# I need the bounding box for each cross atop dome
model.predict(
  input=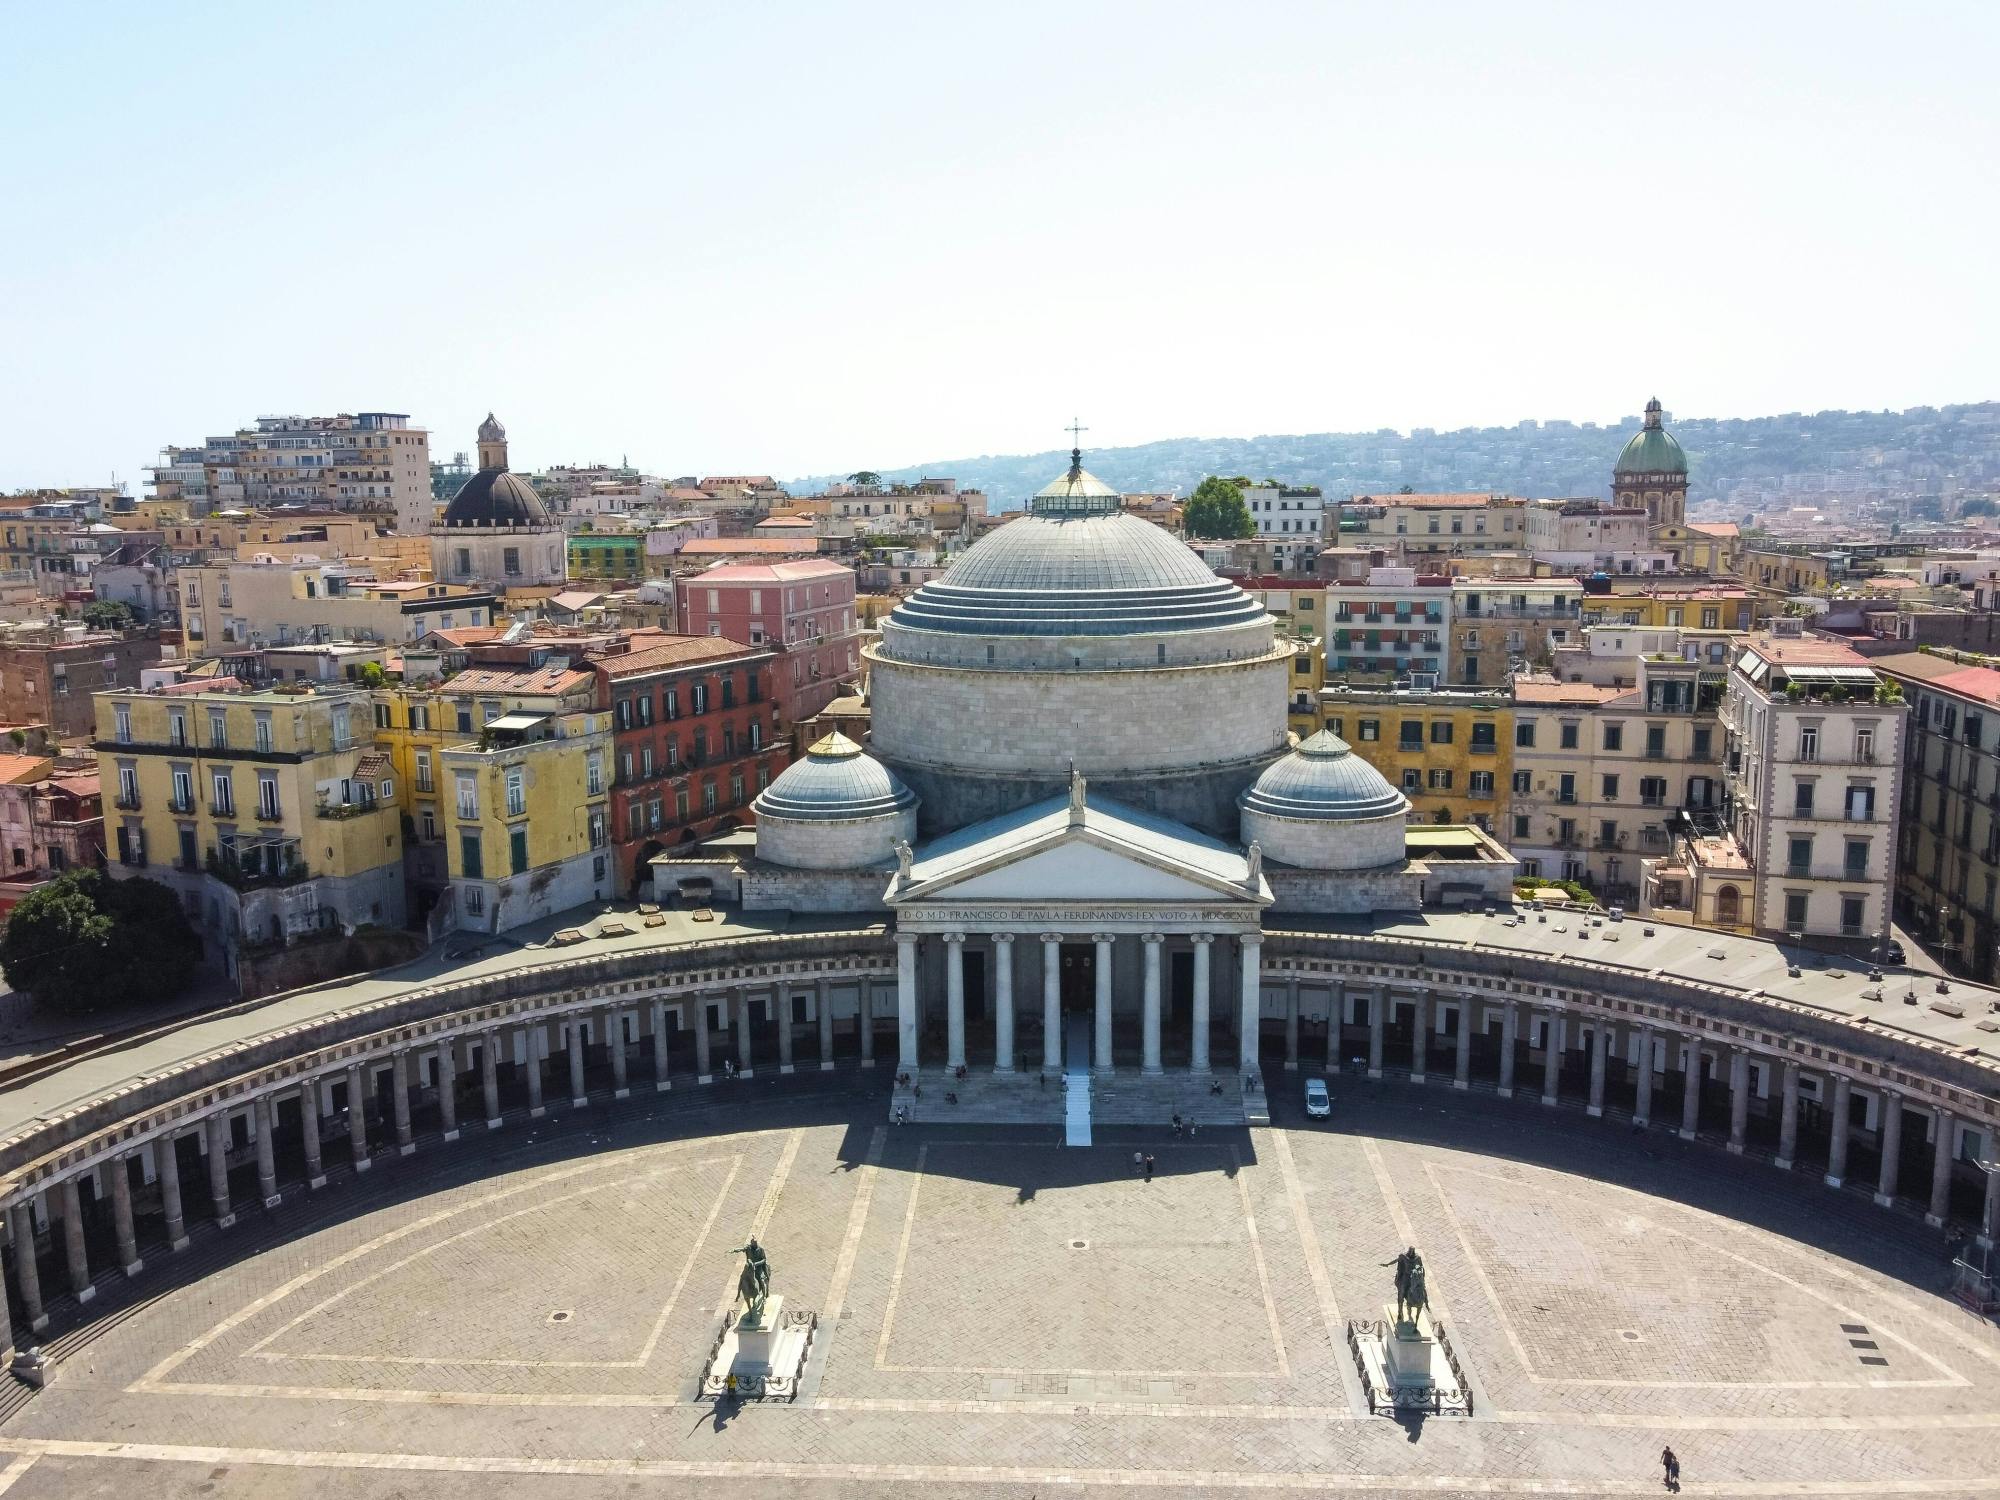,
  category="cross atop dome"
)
[1066,417,1089,477]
